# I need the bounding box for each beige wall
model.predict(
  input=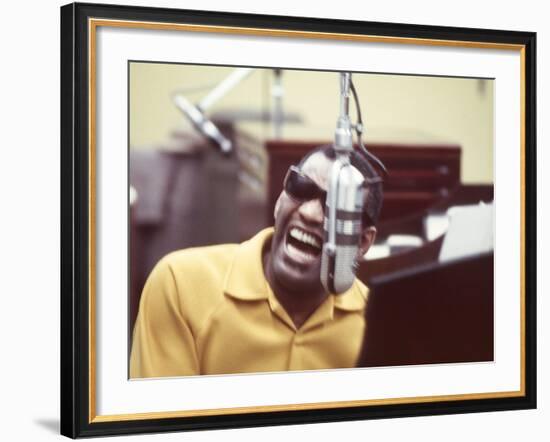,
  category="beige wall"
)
[130,63,493,183]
